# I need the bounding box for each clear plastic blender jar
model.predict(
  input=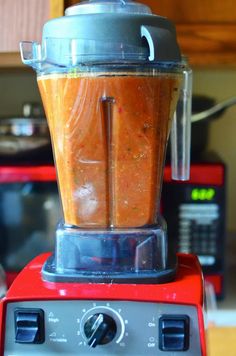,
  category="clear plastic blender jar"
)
[20,0,191,283]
